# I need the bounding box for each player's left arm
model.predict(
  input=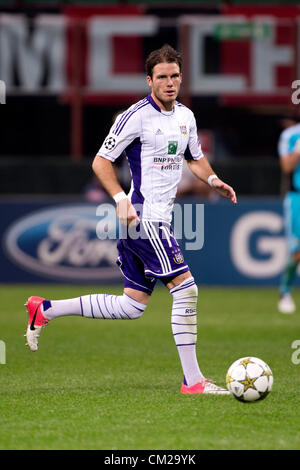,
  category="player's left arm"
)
[187,157,237,204]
